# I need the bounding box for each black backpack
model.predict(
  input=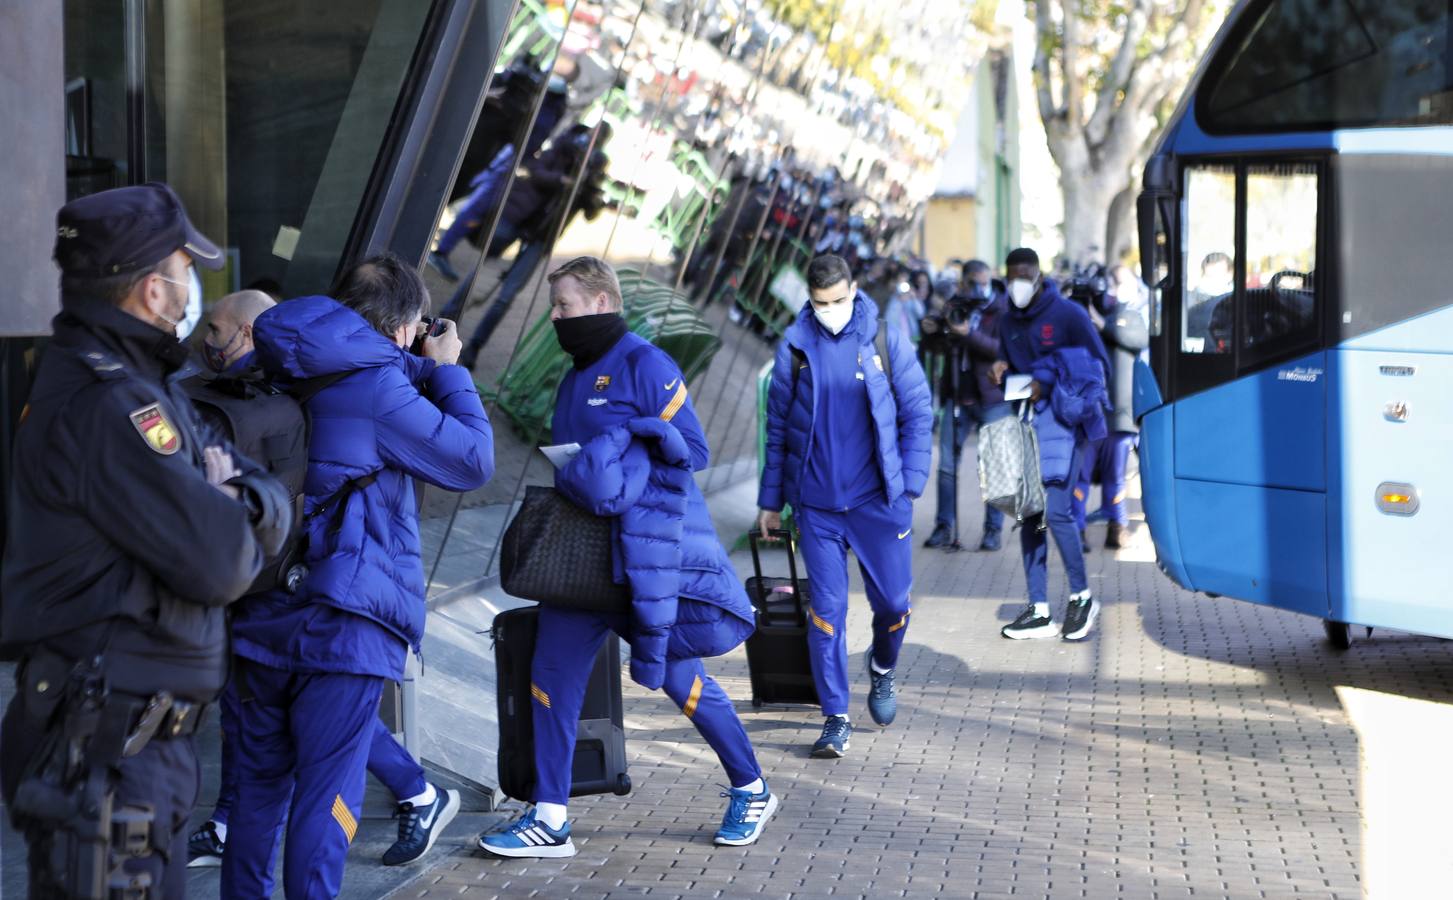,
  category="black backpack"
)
[184,370,362,595]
